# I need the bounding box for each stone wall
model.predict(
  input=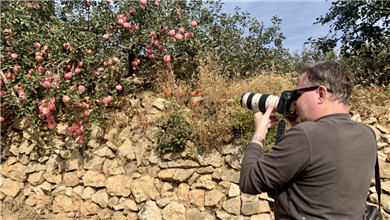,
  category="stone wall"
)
[1,95,390,220]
